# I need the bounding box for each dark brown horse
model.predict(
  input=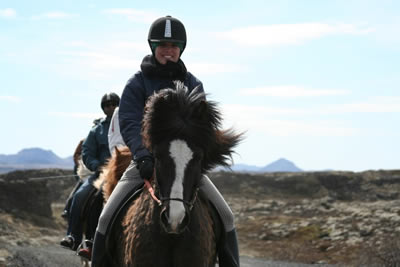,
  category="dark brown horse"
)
[101,84,242,267]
